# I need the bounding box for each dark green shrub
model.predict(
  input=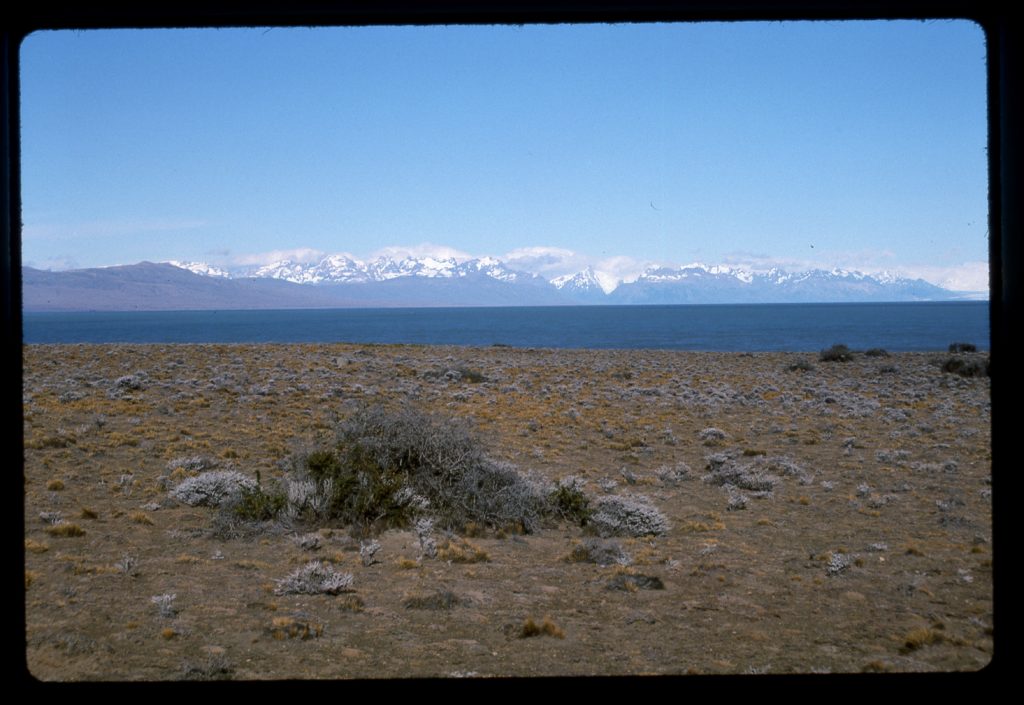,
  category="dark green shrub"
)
[940,356,989,378]
[864,348,890,357]
[787,359,815,372]
[455,367,488,383]
[549,477,592,526]
[819,344,854,362]
[949,342,977,353]
[229,484,287,522]
[283,406,547,534]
